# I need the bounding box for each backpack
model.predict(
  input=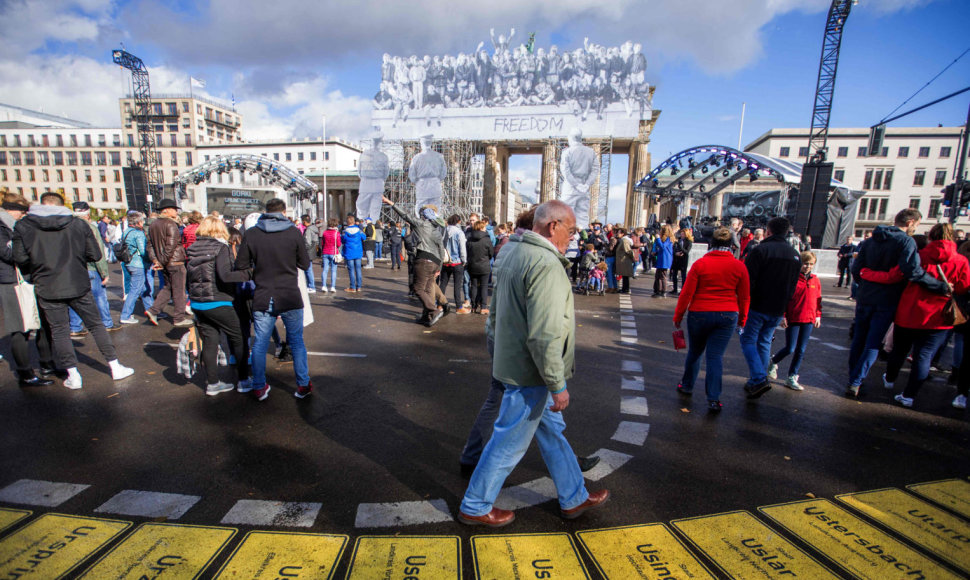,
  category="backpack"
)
[113,229,134,264]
